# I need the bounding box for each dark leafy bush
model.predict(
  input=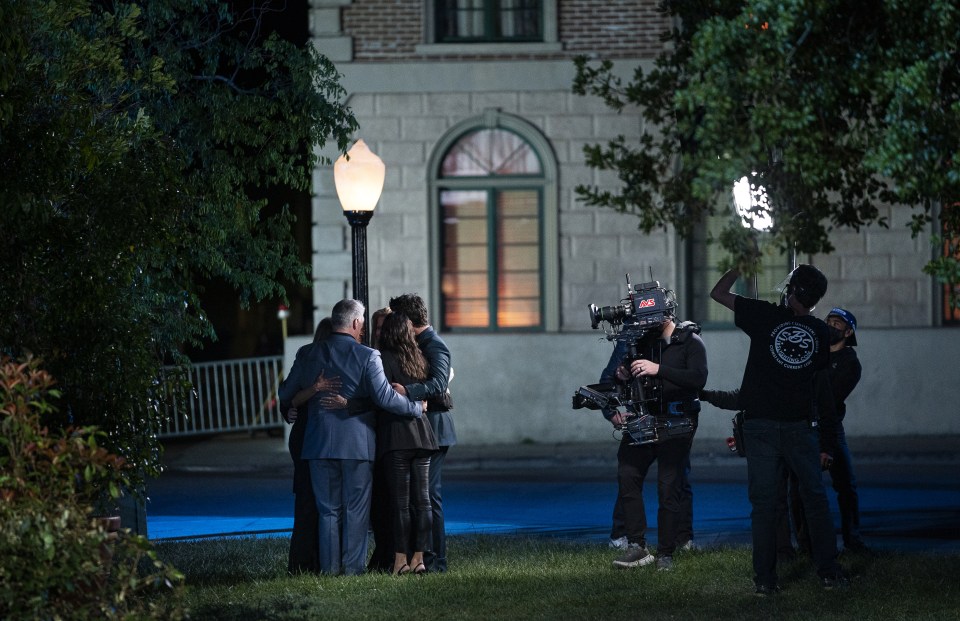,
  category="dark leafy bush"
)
[0,357,184,620]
